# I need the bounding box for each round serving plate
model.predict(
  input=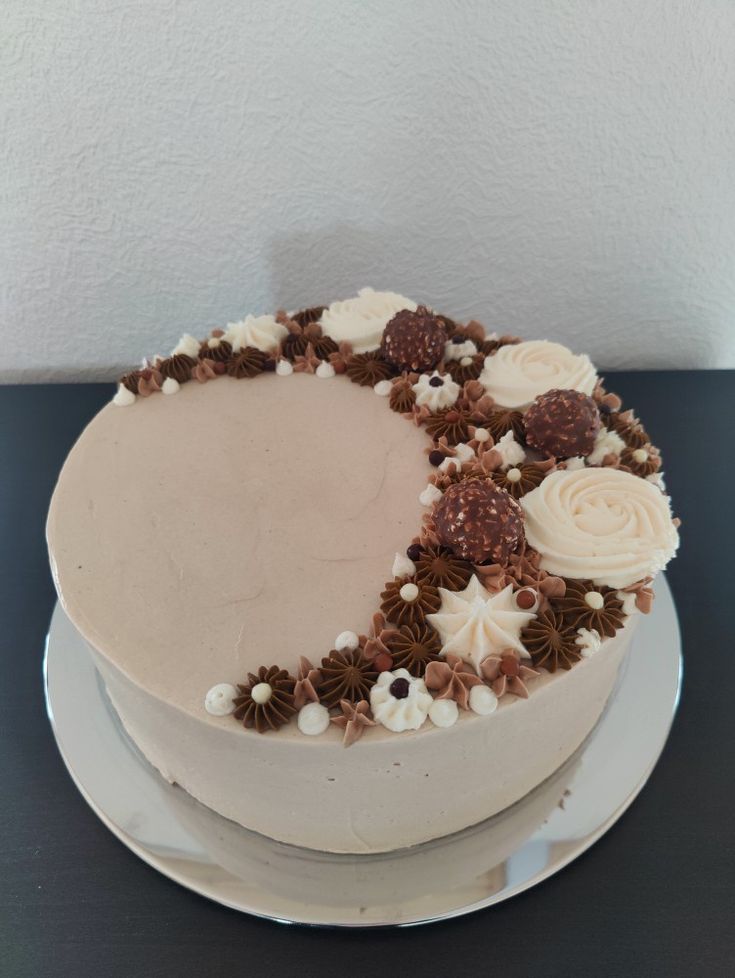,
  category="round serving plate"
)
[44,577,682,928]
